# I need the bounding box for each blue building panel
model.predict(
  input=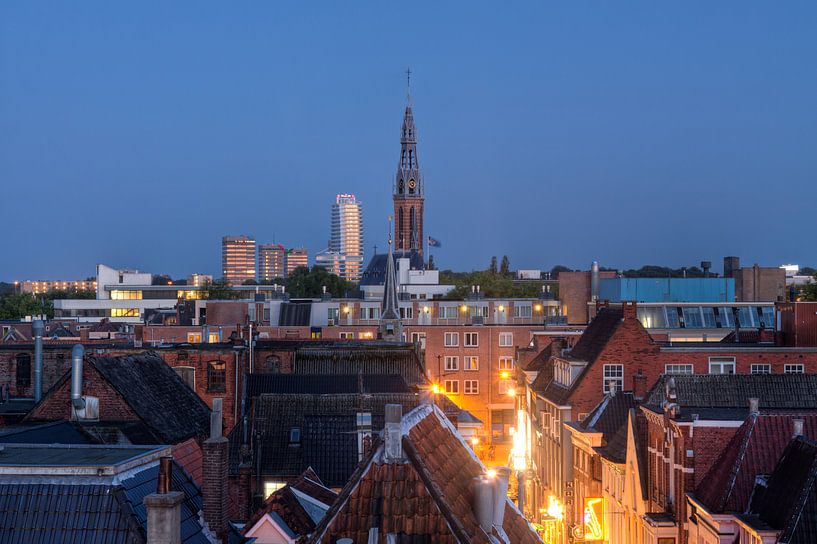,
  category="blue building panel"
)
[599,278,735,303]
